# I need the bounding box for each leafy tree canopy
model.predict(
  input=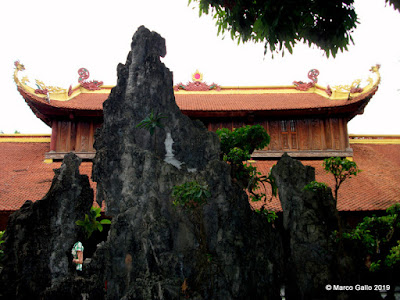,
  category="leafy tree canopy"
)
[323,157,361,202]
[338,203,400,273]
[190,0,400,57]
